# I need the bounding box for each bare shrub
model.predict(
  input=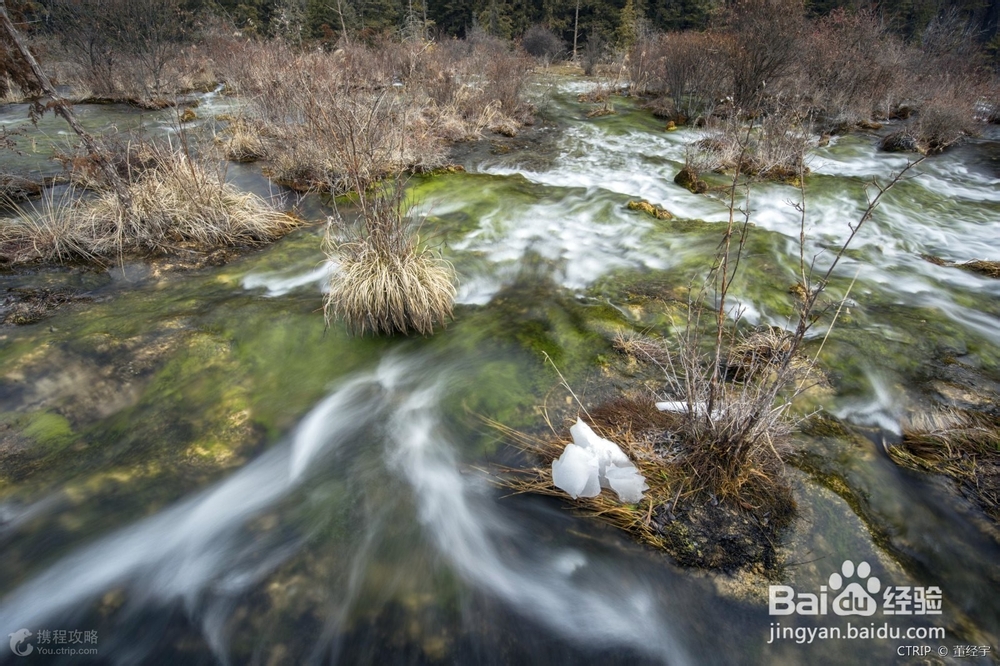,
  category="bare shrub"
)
[903,12,990,152]
[914,94,981,153]
[222,37,531,192]
[45,0,196,100]
[0,2,40,100]
[652,143,925,505]
[721,0,806,110]
[802,10,908,122]
[689,112,809,183]
[629,31,728,119]
[522,25,565,64]
[581,33,605,76]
